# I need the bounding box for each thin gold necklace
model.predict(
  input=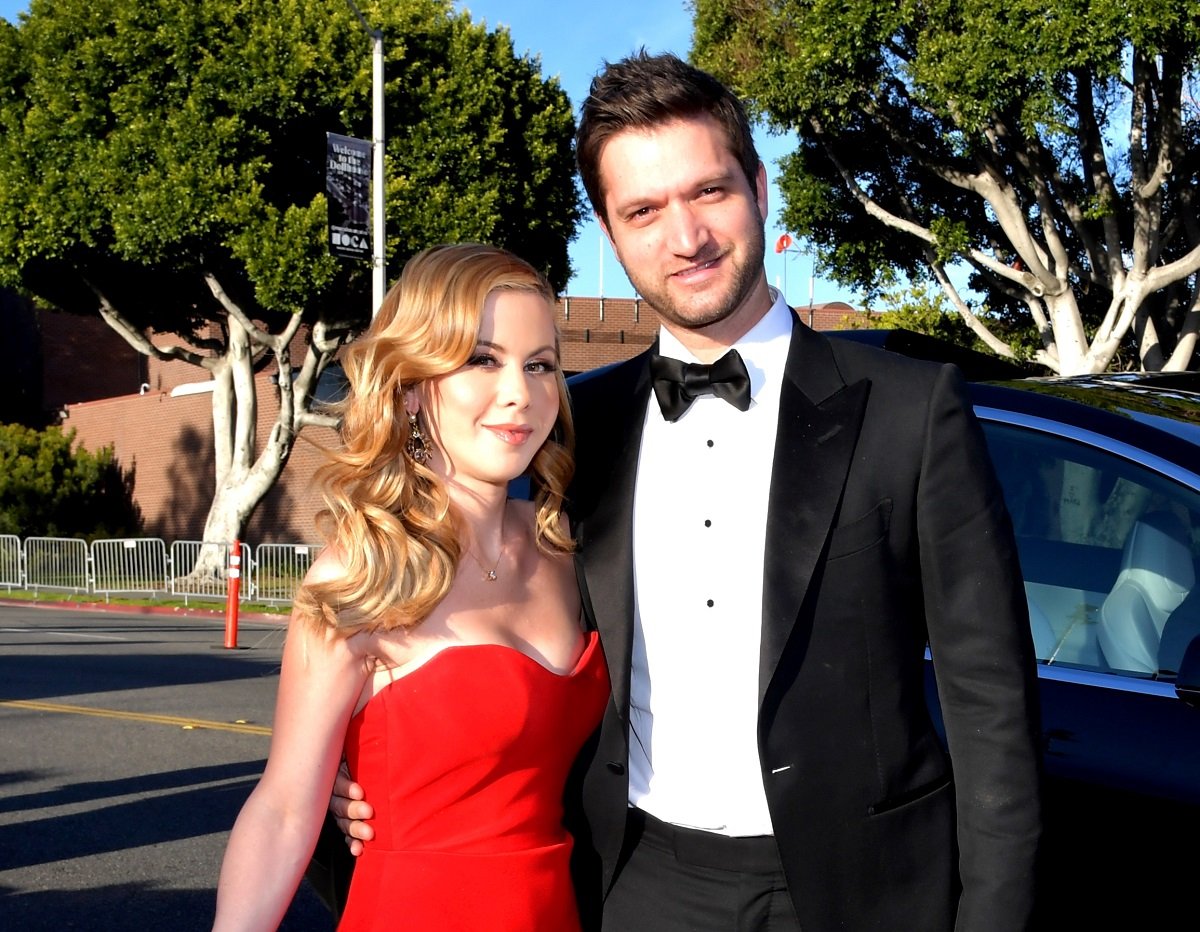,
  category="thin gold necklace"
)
[464,533,507,582]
